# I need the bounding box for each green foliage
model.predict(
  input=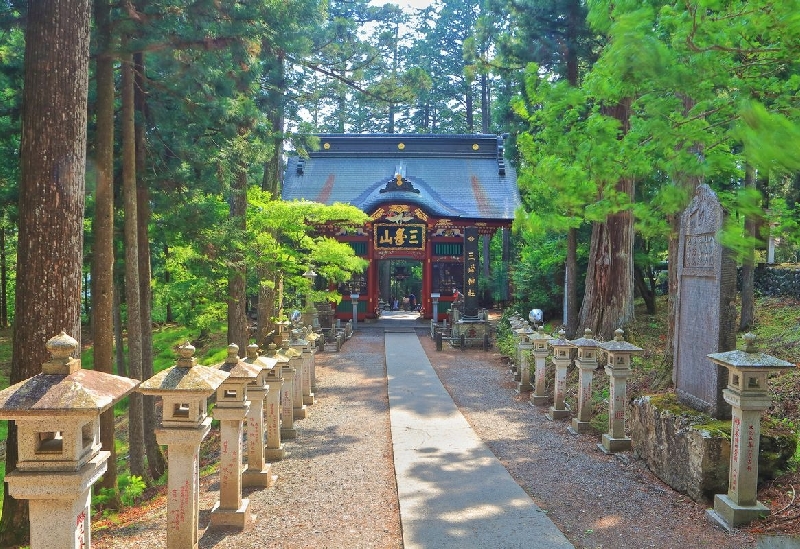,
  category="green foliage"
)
[93,474,147,513]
